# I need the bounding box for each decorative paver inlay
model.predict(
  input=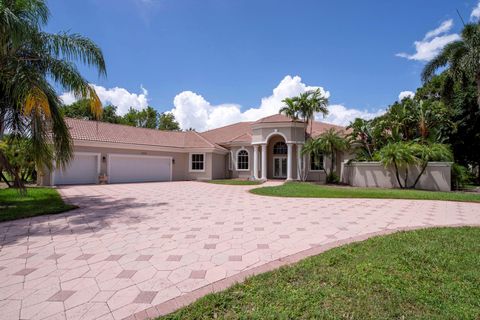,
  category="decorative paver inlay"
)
[48,290,76,302]
[0,181,478,320]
